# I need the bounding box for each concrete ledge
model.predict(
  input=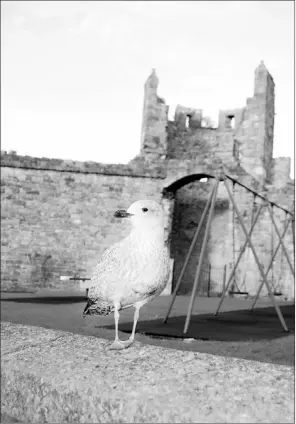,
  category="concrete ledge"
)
[1,322,294,423]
